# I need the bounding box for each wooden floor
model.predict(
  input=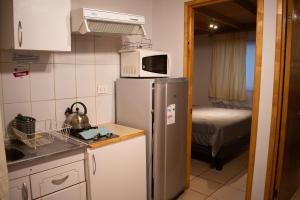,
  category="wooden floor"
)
[178,151,249,200]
